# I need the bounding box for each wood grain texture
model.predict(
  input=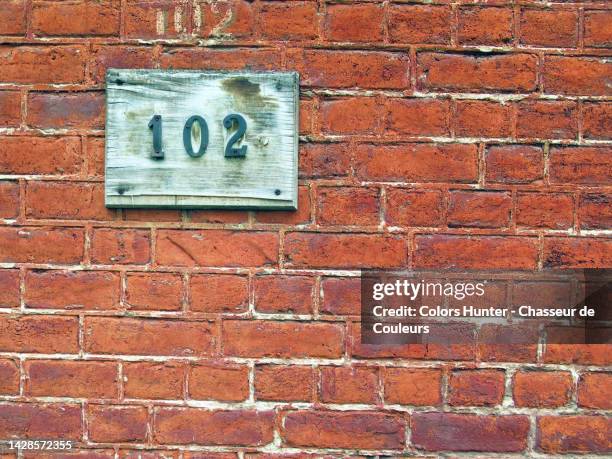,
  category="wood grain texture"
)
[105,69,299,209]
